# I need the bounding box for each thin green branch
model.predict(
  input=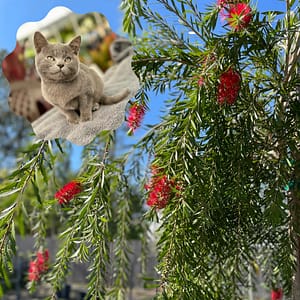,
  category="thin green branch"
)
[0,141,46,261]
